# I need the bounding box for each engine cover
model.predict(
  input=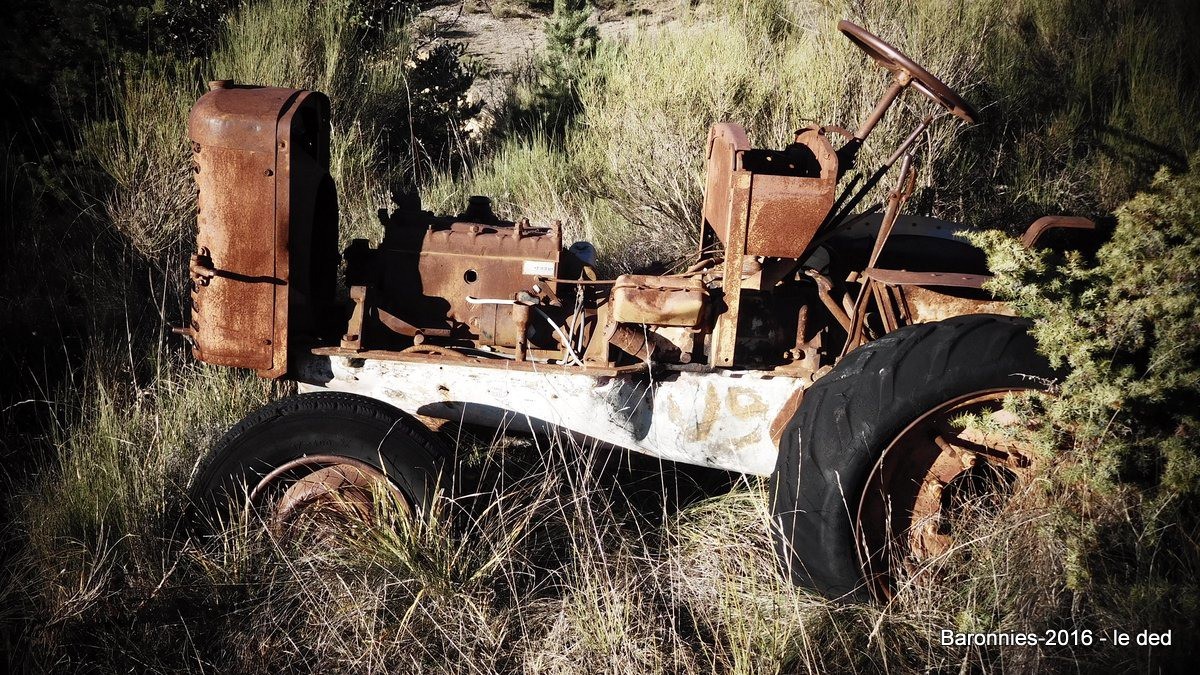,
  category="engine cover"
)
[371,210,562,345]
